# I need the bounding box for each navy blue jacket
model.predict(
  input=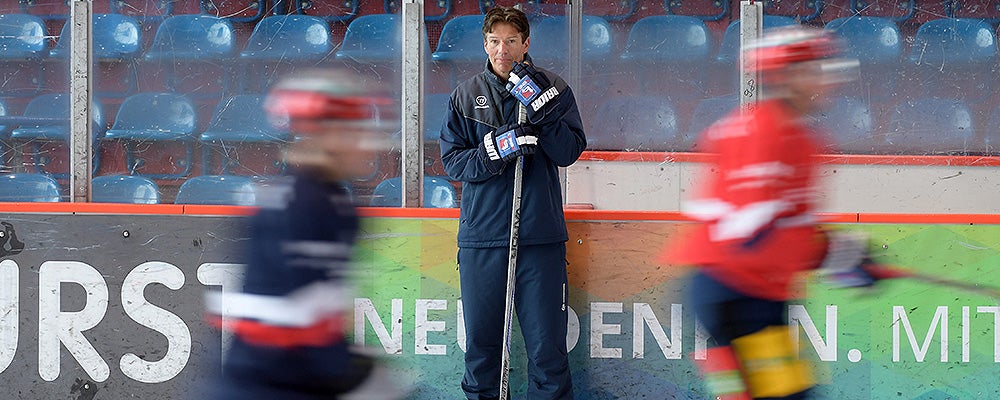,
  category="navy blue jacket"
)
[439,56,587,248]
